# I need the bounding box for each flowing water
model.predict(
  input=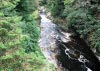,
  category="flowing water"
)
[38,13,100,71]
